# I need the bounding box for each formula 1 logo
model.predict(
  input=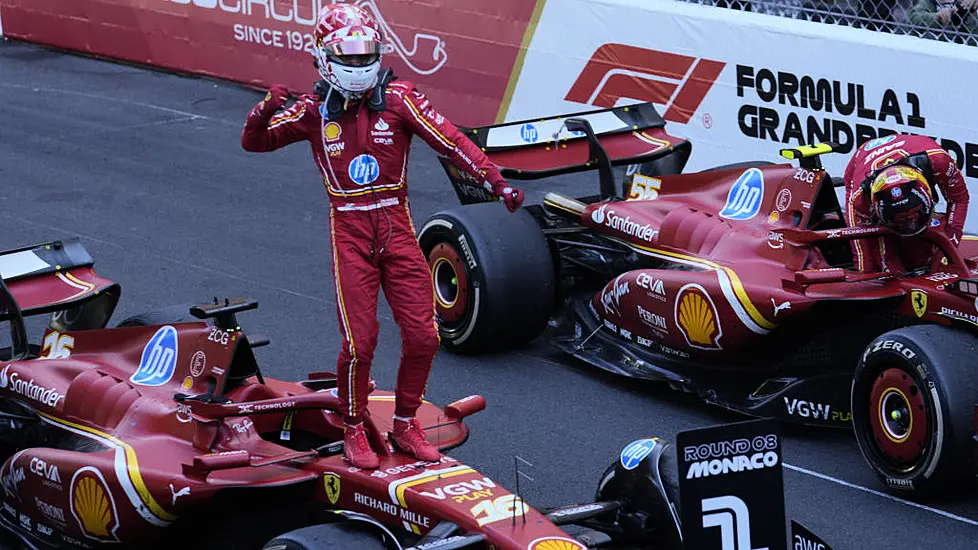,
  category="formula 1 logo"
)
[565,44,725,124]
[702,495,767,550]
